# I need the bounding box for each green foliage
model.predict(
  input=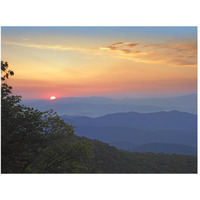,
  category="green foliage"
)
[26,136,94,173]
[88,139,197,173]
[1,61,94,173]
